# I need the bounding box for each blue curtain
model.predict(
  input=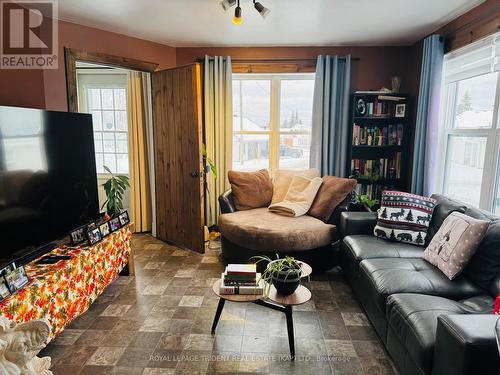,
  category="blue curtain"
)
[310,55,351,177]
[412,35,444,195]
